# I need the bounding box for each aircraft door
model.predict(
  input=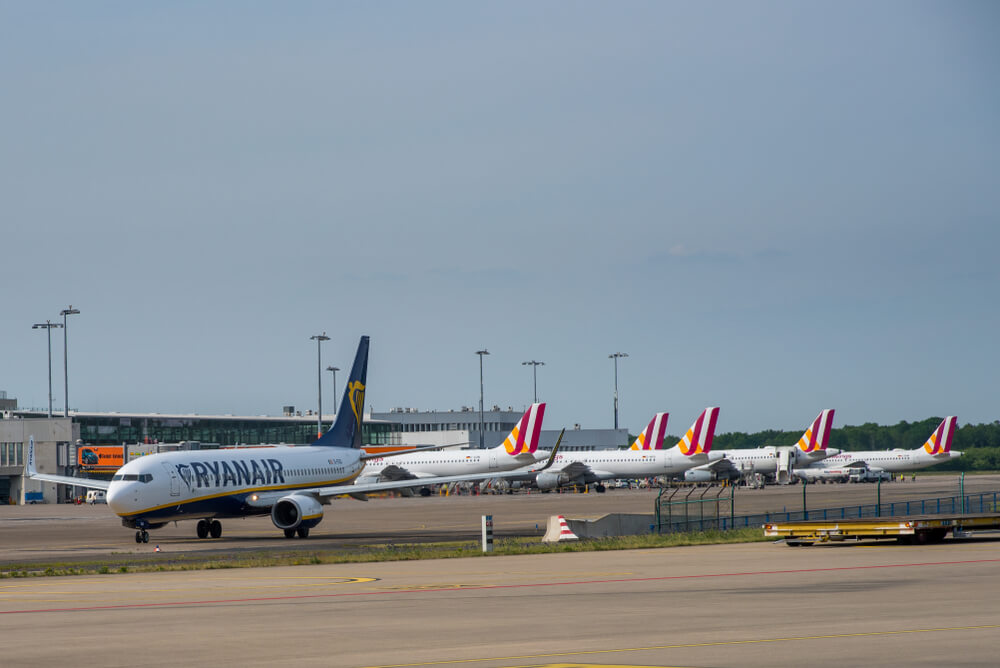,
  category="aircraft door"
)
[162,462,180,496]
[489,452,499,471]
